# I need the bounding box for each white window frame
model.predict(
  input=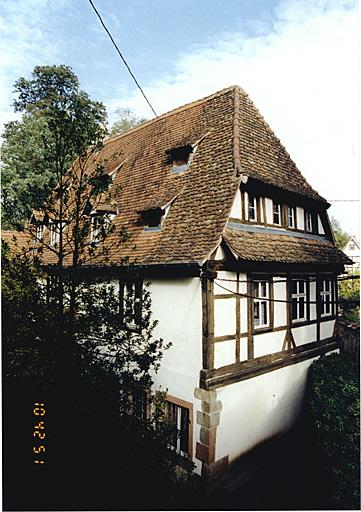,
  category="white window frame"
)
[320,279,333,317]
[36,224,45,240]
[273,201,281,225]
[305,212,312,232]
[253,280,270,329]
[248,195,257,222]
[291,279,307,322]
[288,206,295,229]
